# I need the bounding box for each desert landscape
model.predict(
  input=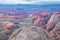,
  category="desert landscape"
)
[0,9,60,40]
